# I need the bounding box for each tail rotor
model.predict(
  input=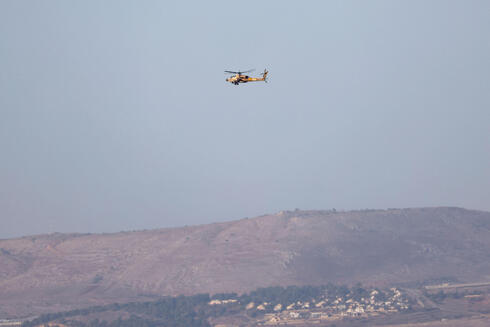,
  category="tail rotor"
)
[261,69,269,83]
